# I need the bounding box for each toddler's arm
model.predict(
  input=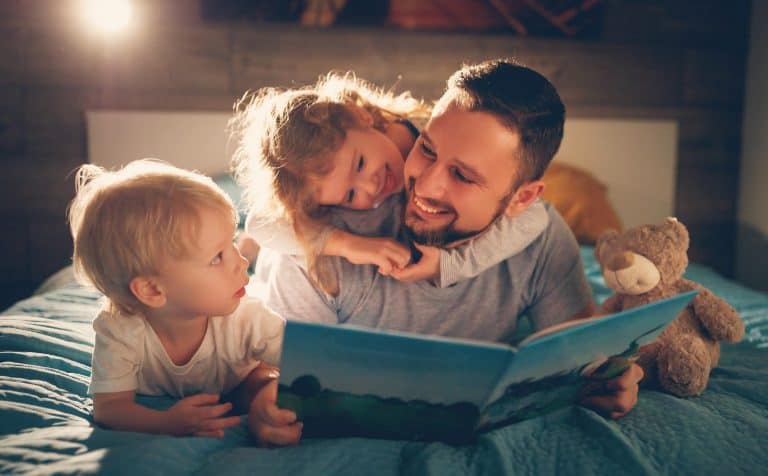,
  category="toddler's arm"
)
[93,391,241,438]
